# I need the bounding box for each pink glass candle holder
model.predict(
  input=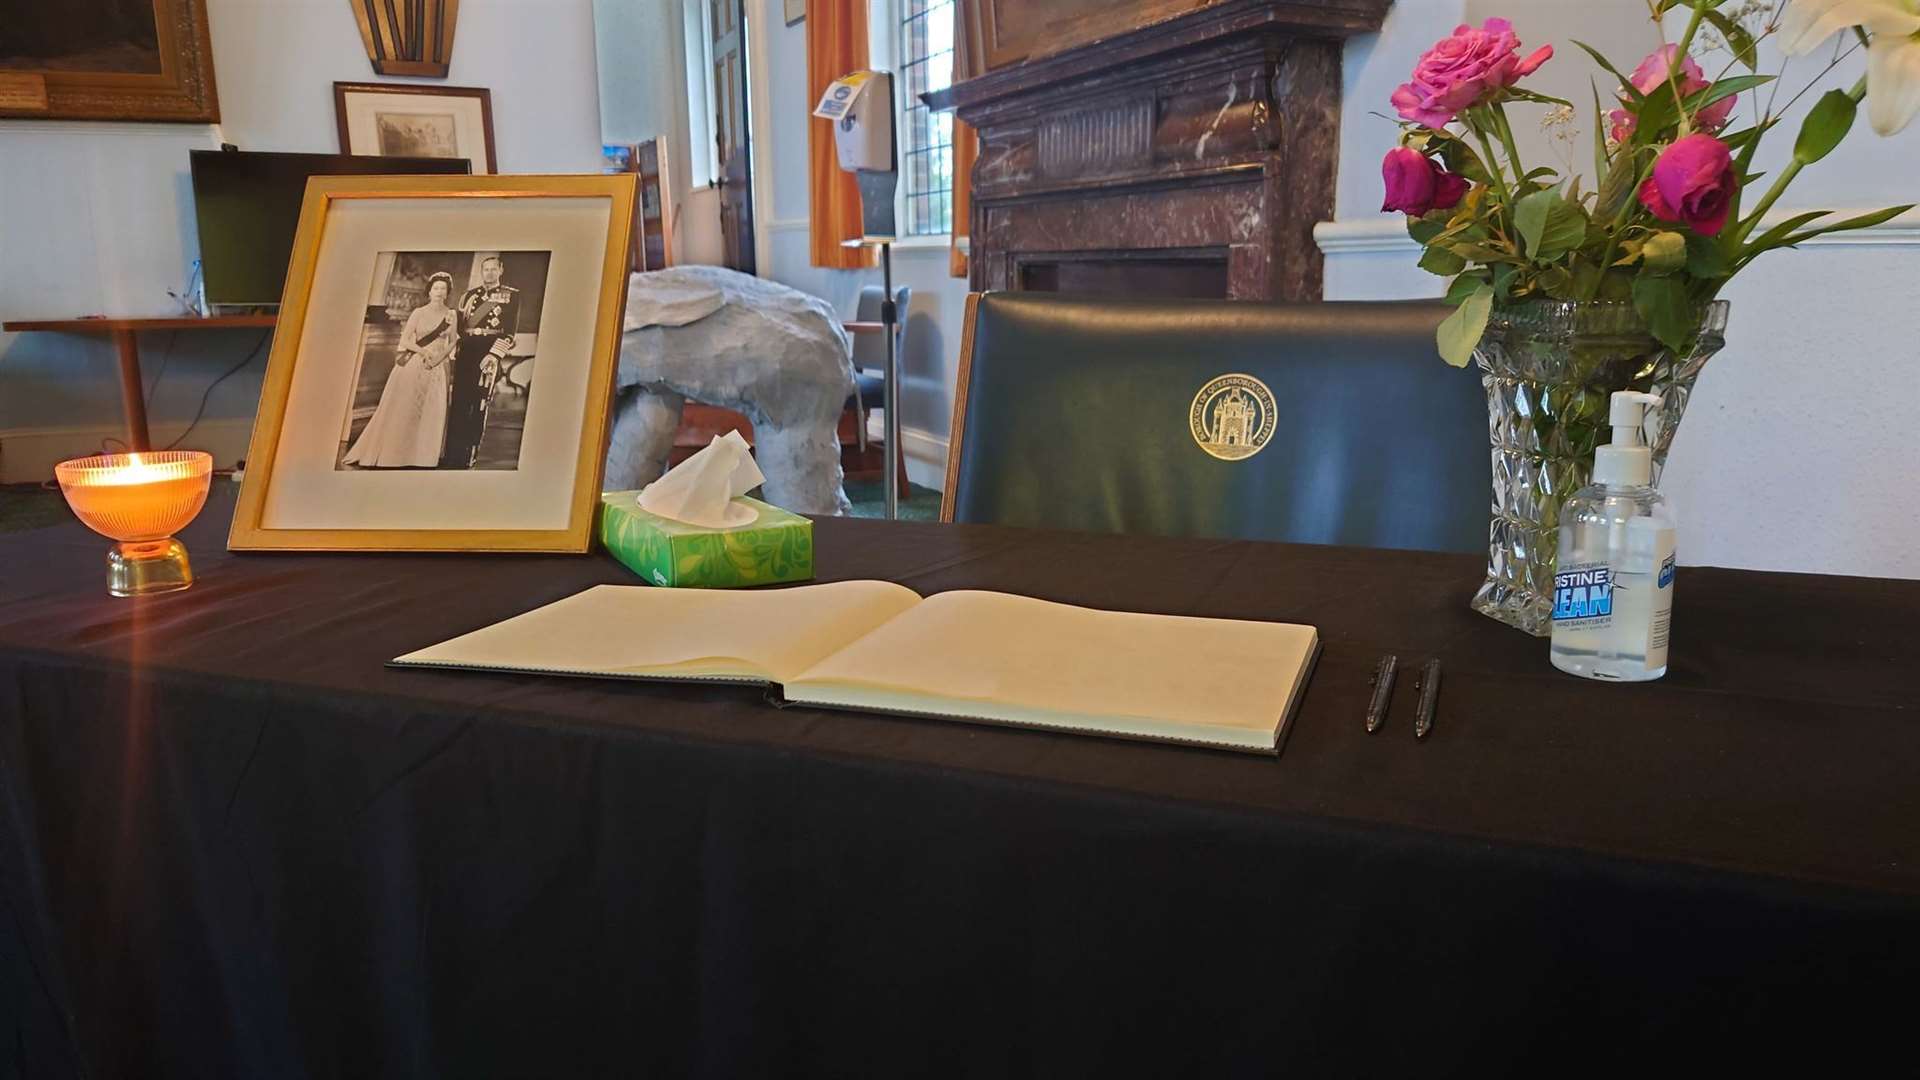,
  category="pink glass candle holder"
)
[54,451,214,597]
